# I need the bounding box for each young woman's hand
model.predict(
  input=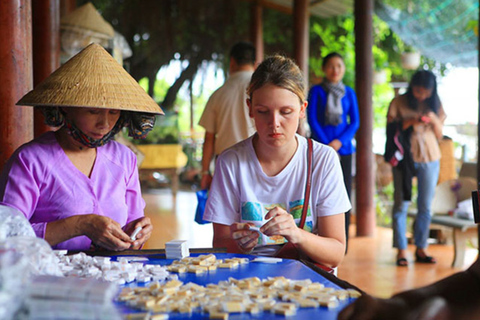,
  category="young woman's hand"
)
[230,222,259,253]
[423,111,444,139]
[80,214,133,251]
[261,207,302,244]
[200,173,213,190]
[328,139,342,151]
[123,217,153,249]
